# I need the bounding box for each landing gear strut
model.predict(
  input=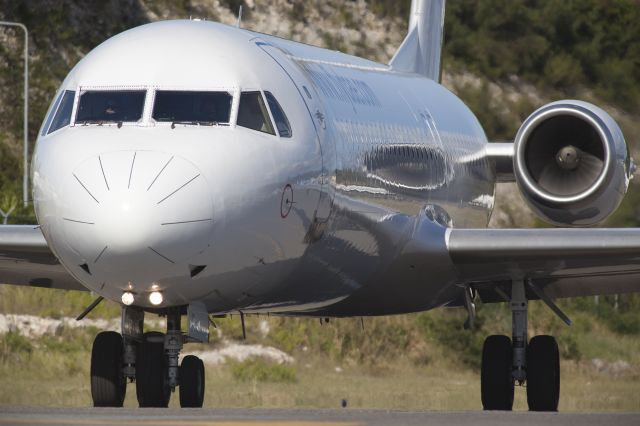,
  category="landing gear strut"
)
[480,279,560,411]
[90,305,206,408]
